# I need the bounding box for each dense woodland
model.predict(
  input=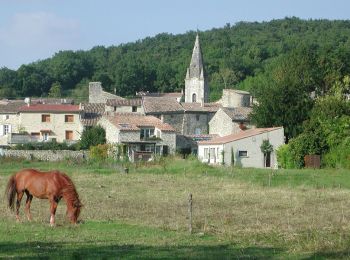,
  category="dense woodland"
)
[0,17,349,168]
